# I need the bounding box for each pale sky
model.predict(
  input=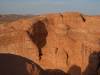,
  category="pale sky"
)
[0,0,100,15]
